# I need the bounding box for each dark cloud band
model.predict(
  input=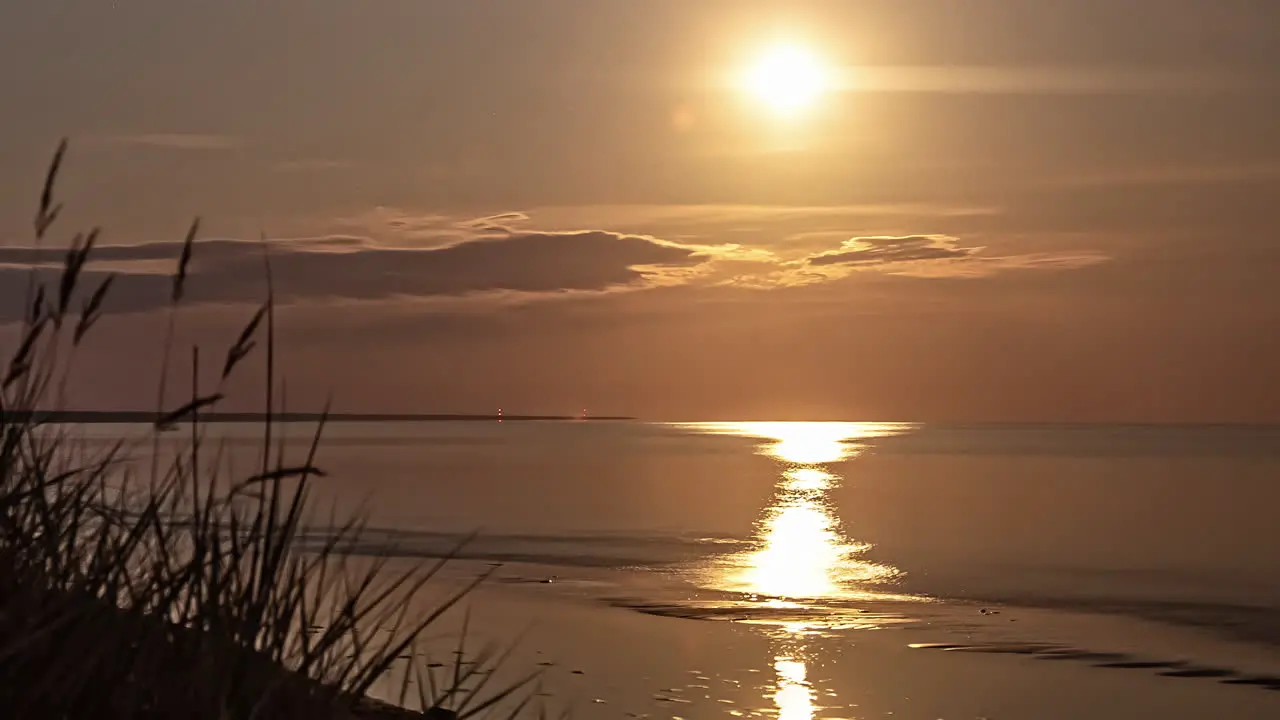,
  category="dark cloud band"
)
[0,230,704,322]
